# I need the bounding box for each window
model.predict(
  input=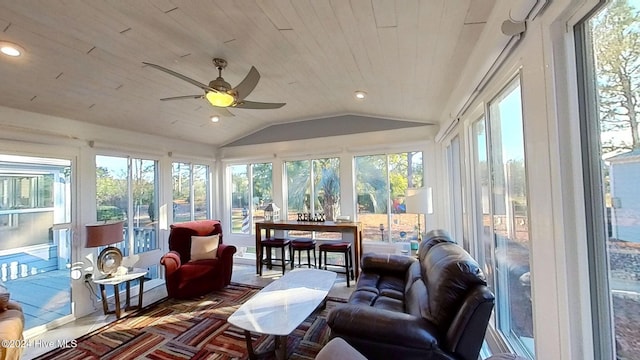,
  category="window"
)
[96,155,158,255]
[229,162,272,234]
[354,152,423,242]
[172,162,210,222]
[447,136,465,248]
[470,79,533,356]
[577,1,640,358]
[285,158,340,238]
